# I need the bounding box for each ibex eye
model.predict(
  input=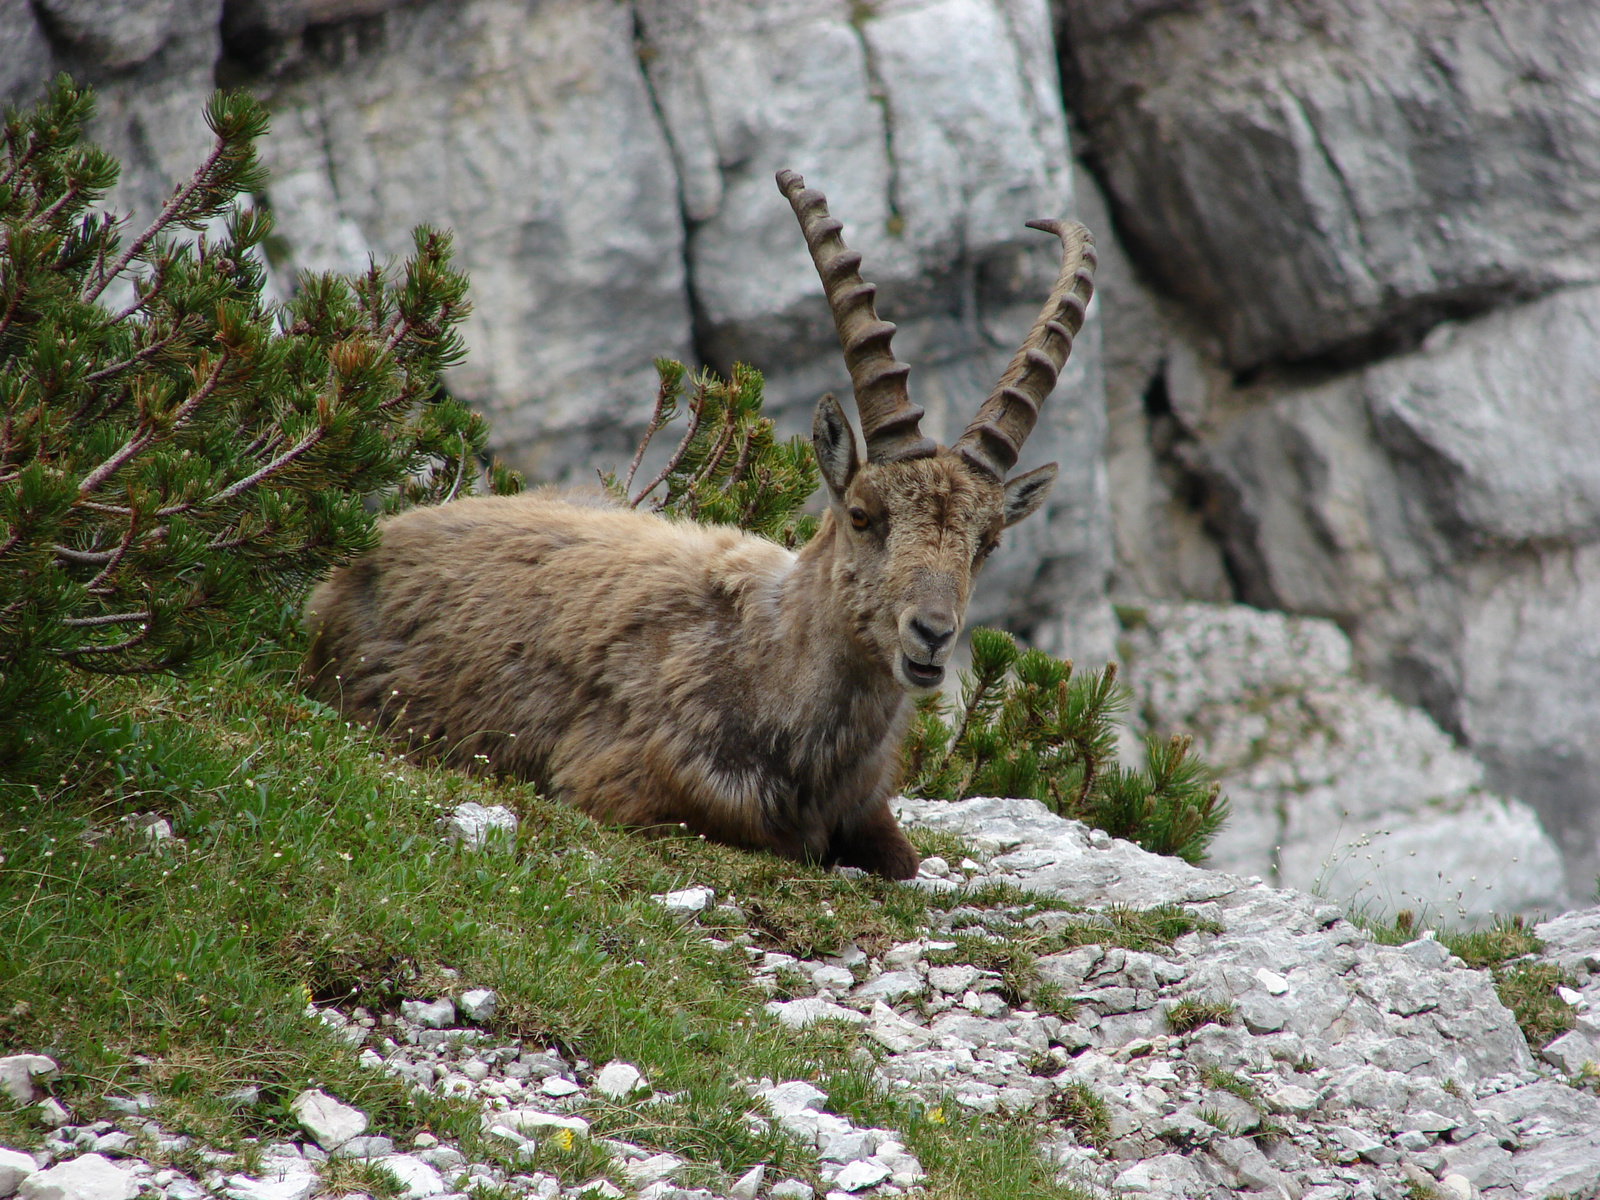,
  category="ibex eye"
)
[849,507,870,530]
